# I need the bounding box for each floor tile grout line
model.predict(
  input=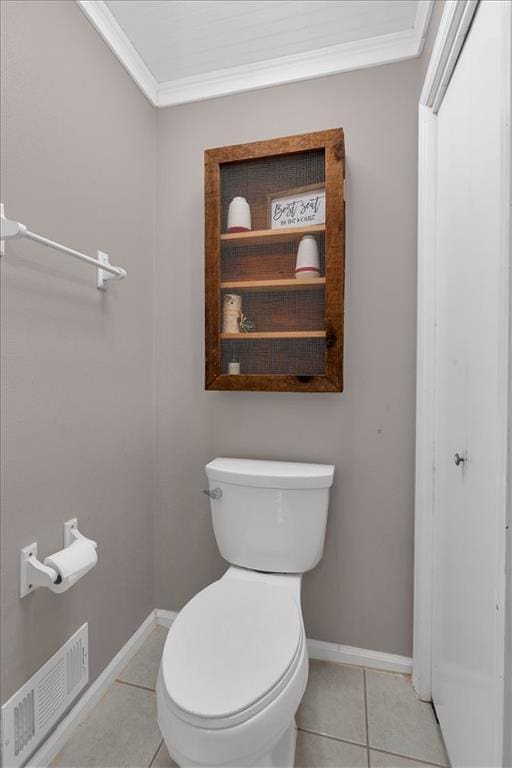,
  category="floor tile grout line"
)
[296,727,446,768]
[115,678,156,693]
[148,738,164,768]
[368,746,448,768]
[297,727,367,749]
[363,669,370,767]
